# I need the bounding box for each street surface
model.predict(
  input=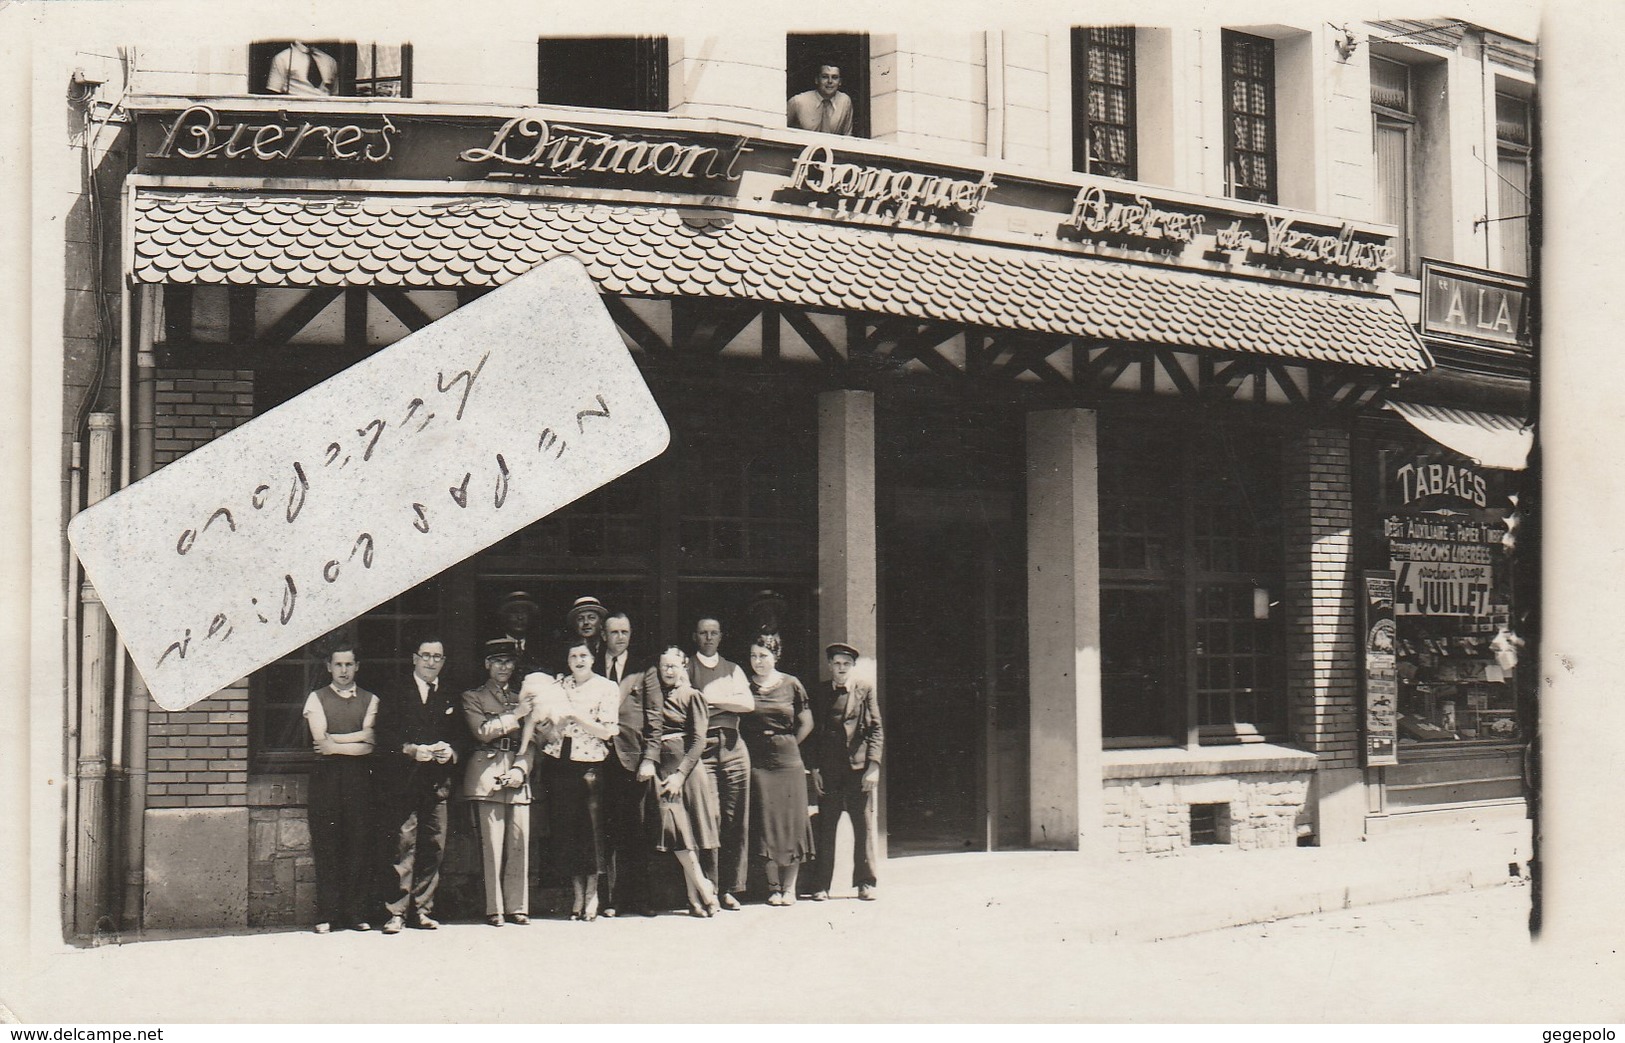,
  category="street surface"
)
[7,877,1618,1023]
